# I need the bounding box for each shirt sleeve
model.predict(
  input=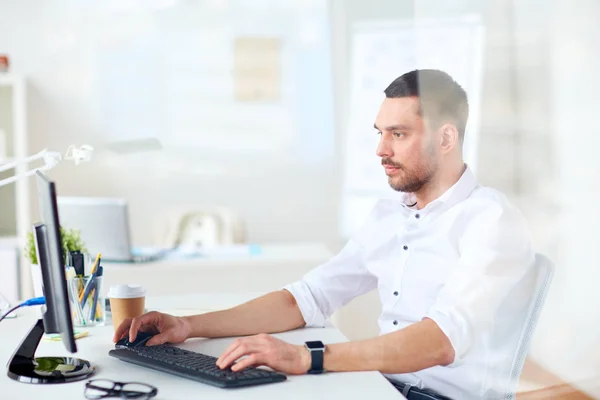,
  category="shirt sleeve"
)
[424,199,535,366]
[283,238,377,327]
